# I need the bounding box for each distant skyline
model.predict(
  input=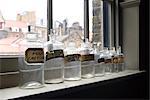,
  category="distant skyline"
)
[0,0,93,31]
